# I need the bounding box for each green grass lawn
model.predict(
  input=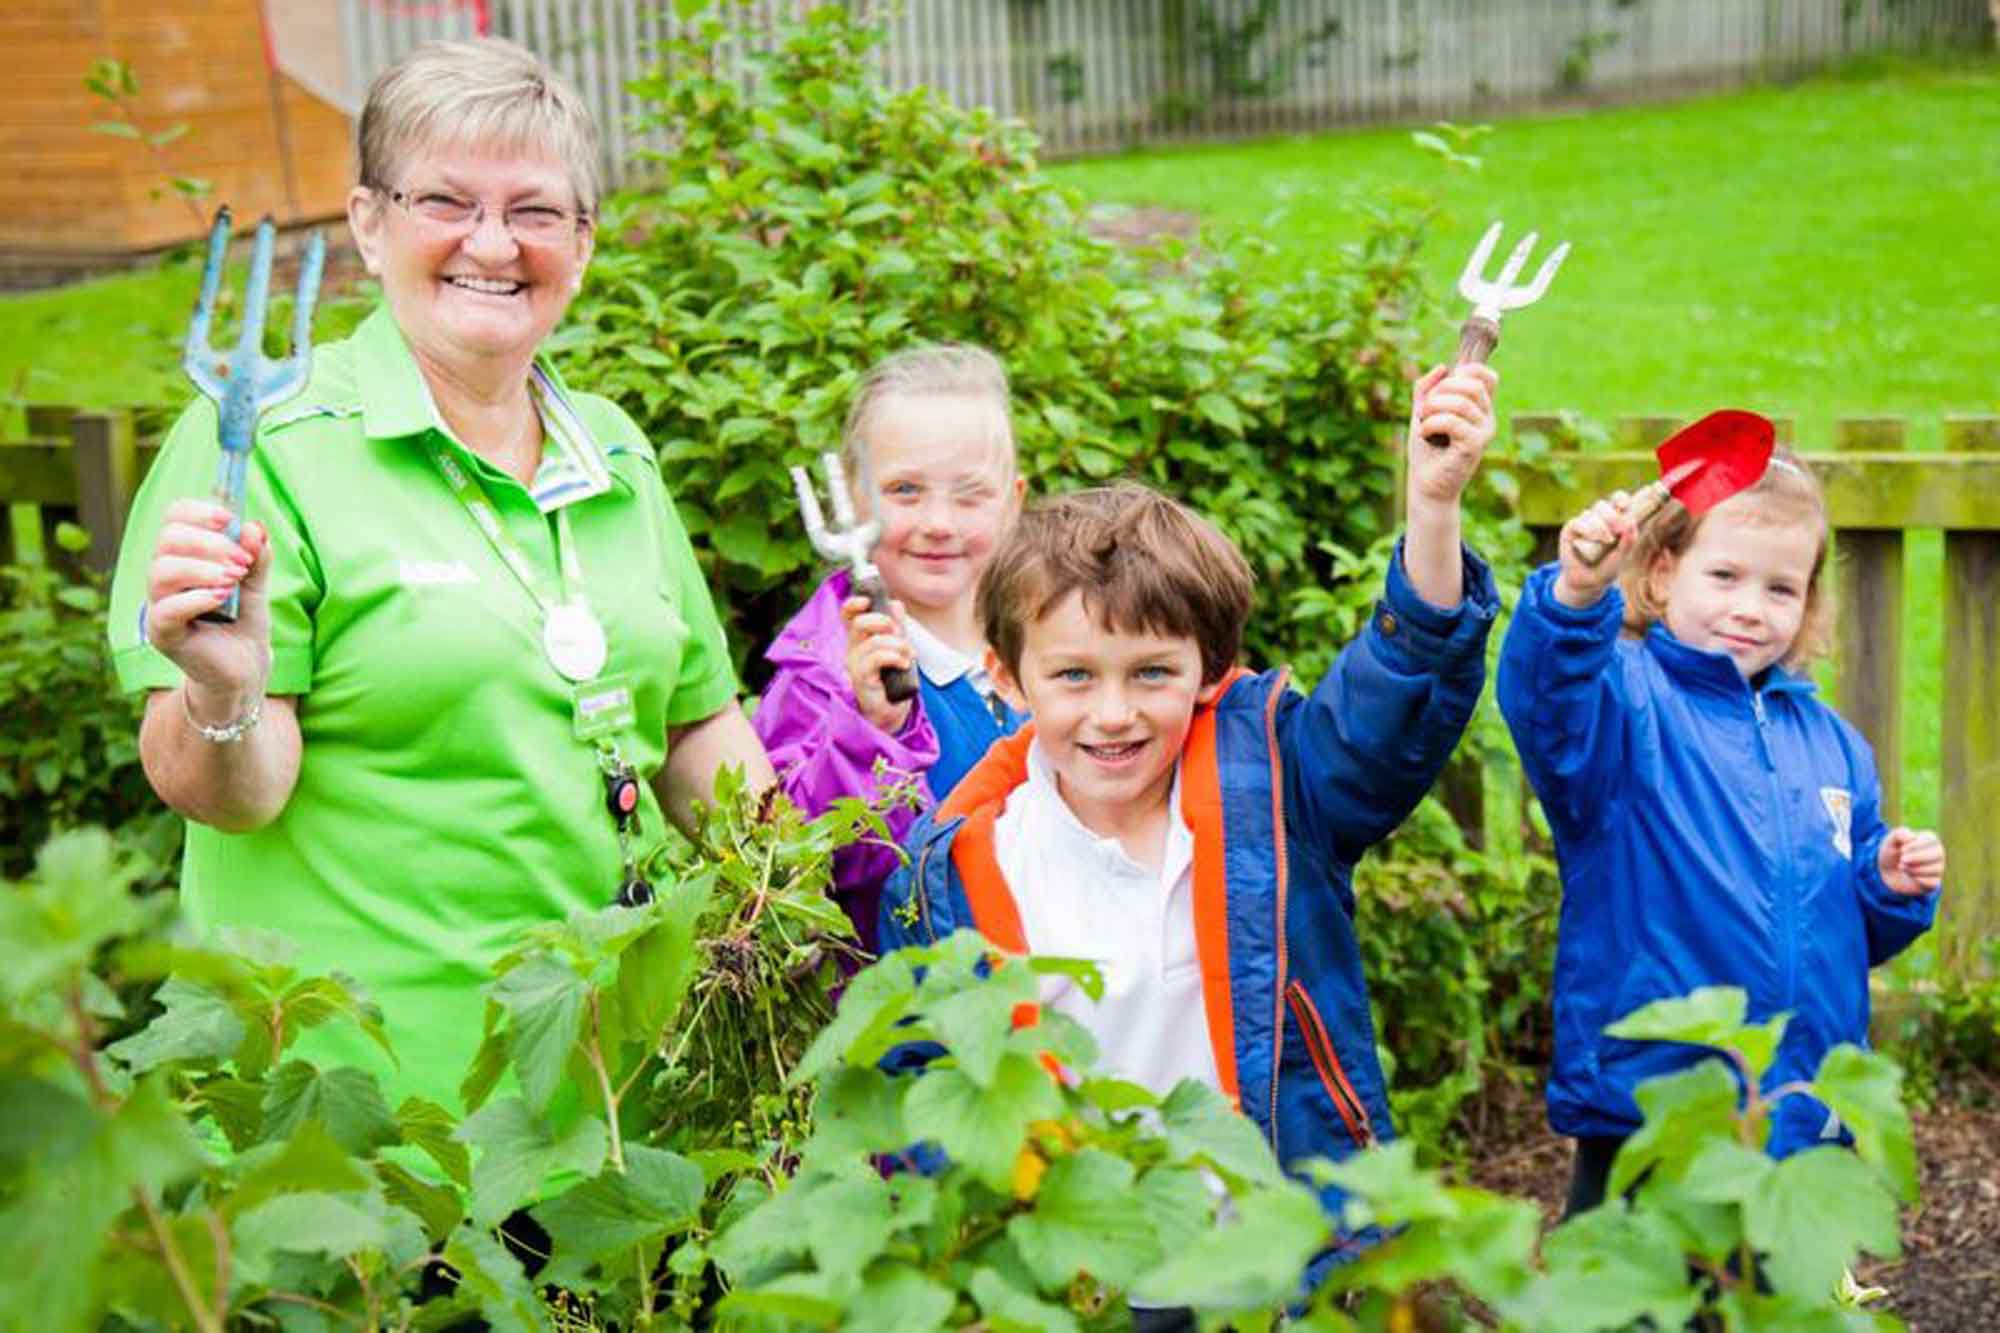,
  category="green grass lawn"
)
[1051,52,2000,835]
[1048,52,2000,443]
